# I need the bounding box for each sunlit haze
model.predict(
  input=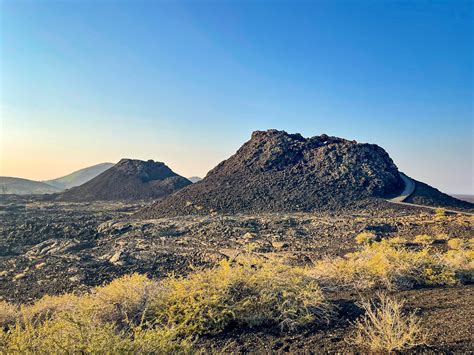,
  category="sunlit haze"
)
[1,1,472,193]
